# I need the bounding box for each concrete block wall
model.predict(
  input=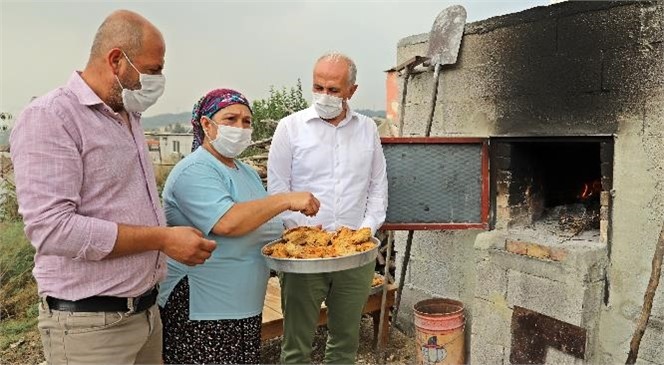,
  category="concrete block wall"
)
[392,1,663,363]
[470,231,608,364]
[393,229,480,328]
[396,2,662,139]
